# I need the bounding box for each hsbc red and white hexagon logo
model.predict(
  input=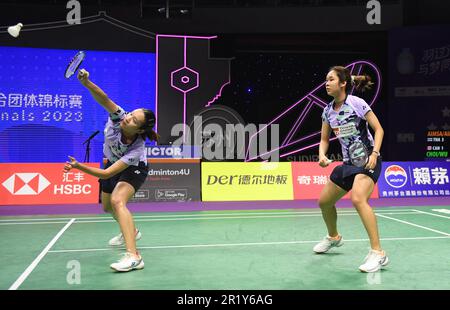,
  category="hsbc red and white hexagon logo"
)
[2,173,51,195]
